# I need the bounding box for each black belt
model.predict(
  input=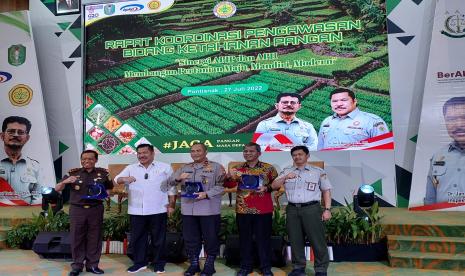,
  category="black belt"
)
[288,201,319,207]
[71,204,101,209]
